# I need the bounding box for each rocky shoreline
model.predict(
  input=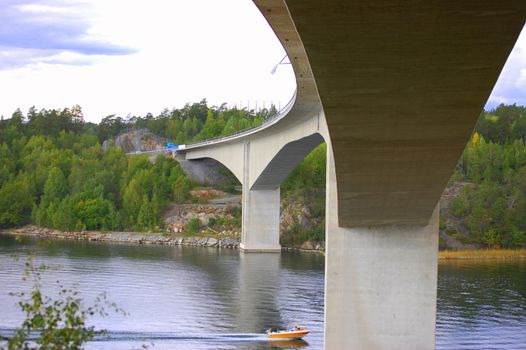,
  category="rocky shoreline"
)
[2,226,522,258]
[0,226,240,249]
[0,225,326,253]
